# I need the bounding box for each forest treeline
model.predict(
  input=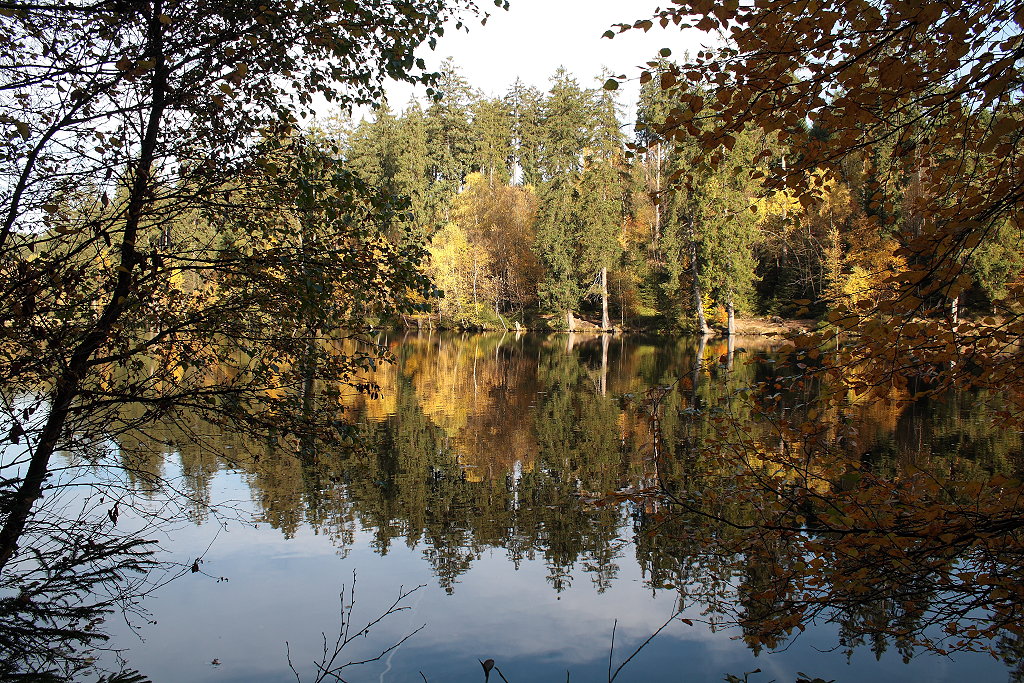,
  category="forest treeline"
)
[312,60,1023,333]
[45,60,1022,334]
